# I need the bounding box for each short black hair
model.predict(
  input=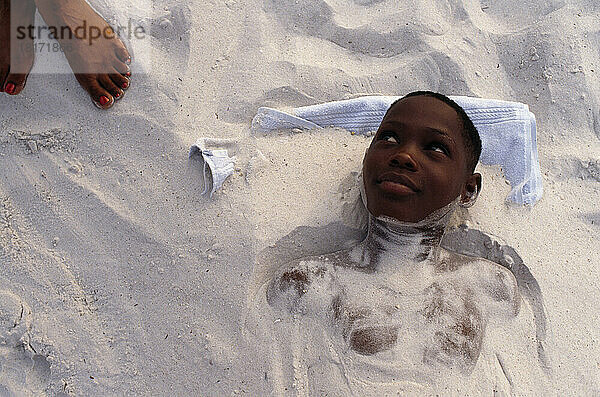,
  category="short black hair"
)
[385,91,482,172]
